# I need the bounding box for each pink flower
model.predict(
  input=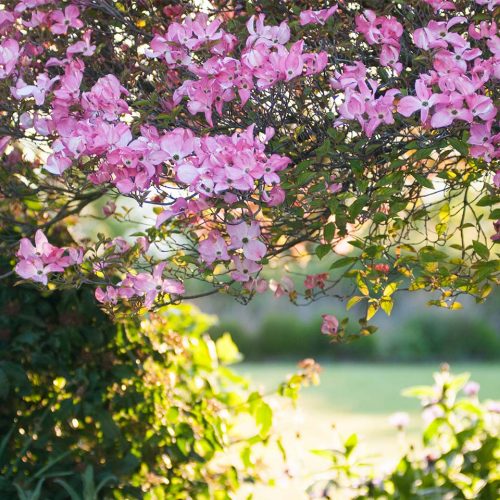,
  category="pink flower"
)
[0,136,10,155]
[494,171,500,188]
[102,200,116,217]
[413,17,467,50]
[270,276,295,298]
[67,30,96,58]
[136,237,150,253]
[246,15,290,47]
[304,273,329,290]
[421,0,456,13]
[230,256,262,282]
[430,94,473,128]
[321,314,339,336]
[199,231,230,264]
[0,39,20,79]
[45,153,72,175]
[95,286,119,305]
[389,412,410,430]
[486,401,500,413]
[465,94,496,121]
[17,230,57,261]
[299,6,338,27]
[463,381,480,396]
[330,61,367,90]
[435,45,482,73]
[474,0,500,10]
[159,128,195,161]
[244,278,268,293]
[374,263,390,274]
[15,258,64,285]
[11,73,59,106]
[467,122,500,161]
[81,74,129,121]
[492,220,500,242]
[227,221,267,261]
[398,80,447,122]
[262,185,286,206]
[14,230,79,285]
[50,5,84,35]
[125,263,184,307]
